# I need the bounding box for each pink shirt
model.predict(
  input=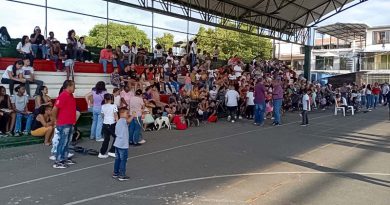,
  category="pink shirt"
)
[120,90,134,108]
[129,96,144,117]
[185,76,191,84]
